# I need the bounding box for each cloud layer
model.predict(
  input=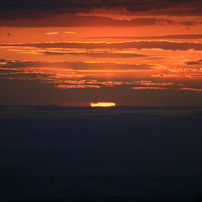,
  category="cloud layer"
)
[2,40,202,51]
[0,0,201,27]
[0,0,202,106]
